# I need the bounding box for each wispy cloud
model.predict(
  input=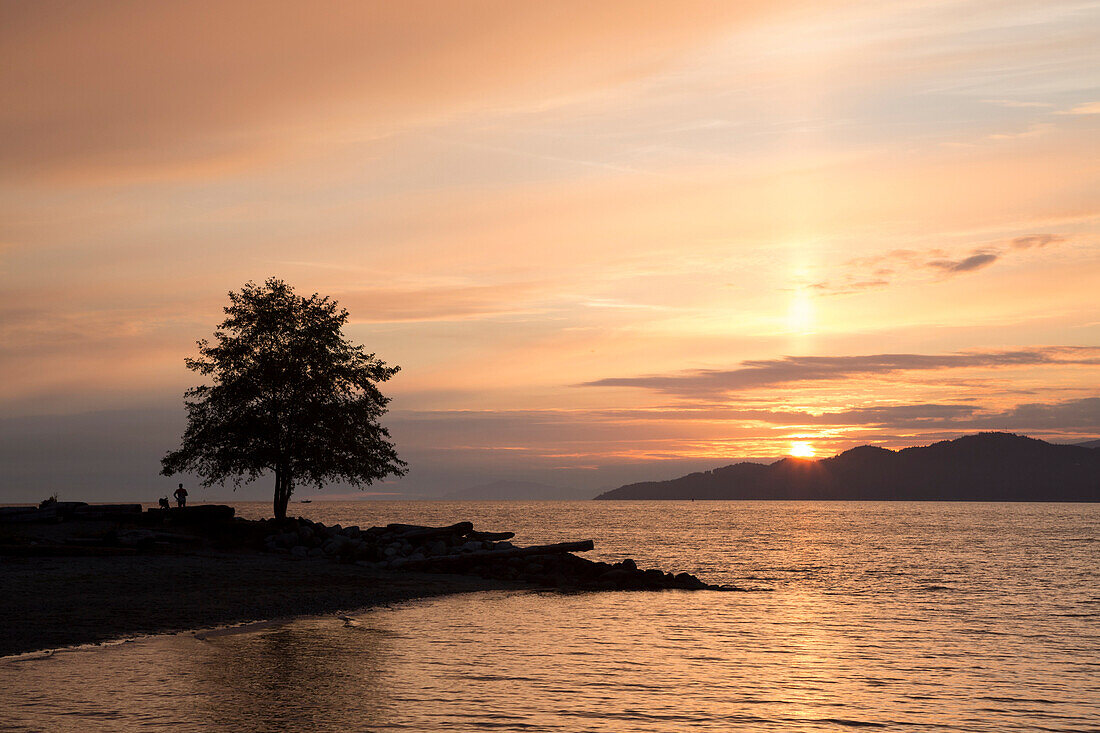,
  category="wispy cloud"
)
[1011,234,1062,249]
[1058,101,1100,115]
[923,233,1065,275]
[981,99,1054,109]
[582,347,1100,397]
[583,397,1100,431]
[812,234,1067,293]
[988,123,1053,140]
[337,281,553,323]
[759,397,1100,431]
[927,250,999,273]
